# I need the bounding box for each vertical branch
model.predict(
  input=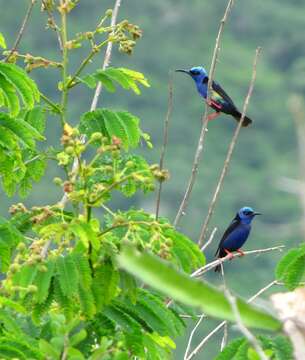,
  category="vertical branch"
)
[198,47,261,247]
[58,0,122,208]
[5,0,37,62]
[90,0,122,111]
[155,72,174,219]
[42,0,63,51]
[174,0,234,228]
[59,0,69,126]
